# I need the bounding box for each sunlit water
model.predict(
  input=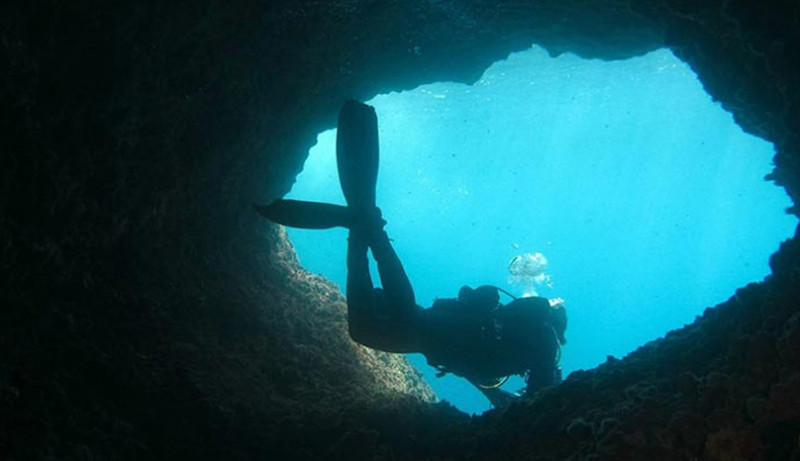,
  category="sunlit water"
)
[284,46,796,415]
